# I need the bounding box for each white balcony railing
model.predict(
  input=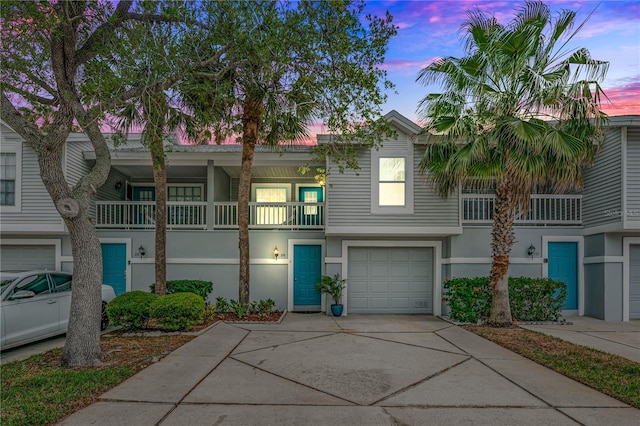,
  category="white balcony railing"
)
[461,194,582,225]
[95,201,324,230]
